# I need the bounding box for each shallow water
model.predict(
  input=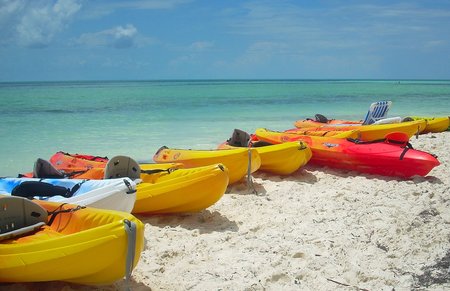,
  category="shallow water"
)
[1,79,449,176]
